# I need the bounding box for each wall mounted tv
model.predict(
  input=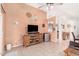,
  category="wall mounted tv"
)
[28,25,38,32]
